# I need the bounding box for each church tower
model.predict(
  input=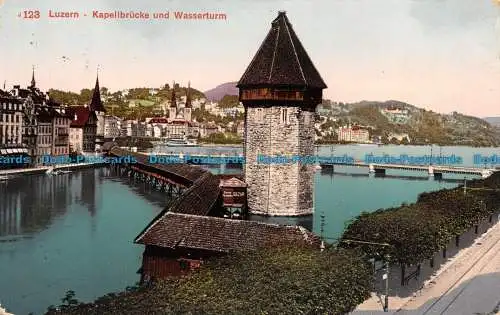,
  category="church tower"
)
[169,81,177,120]
[237,11,327,216]
[30,66,36,89]
[184,81,192,122]
[89,73,106,152]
